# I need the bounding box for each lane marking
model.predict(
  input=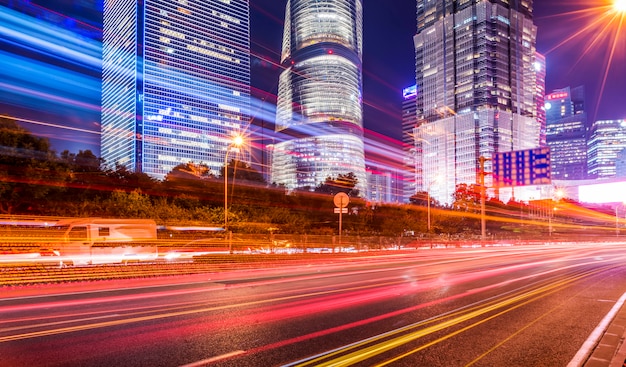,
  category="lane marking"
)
[179,350,245,367]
